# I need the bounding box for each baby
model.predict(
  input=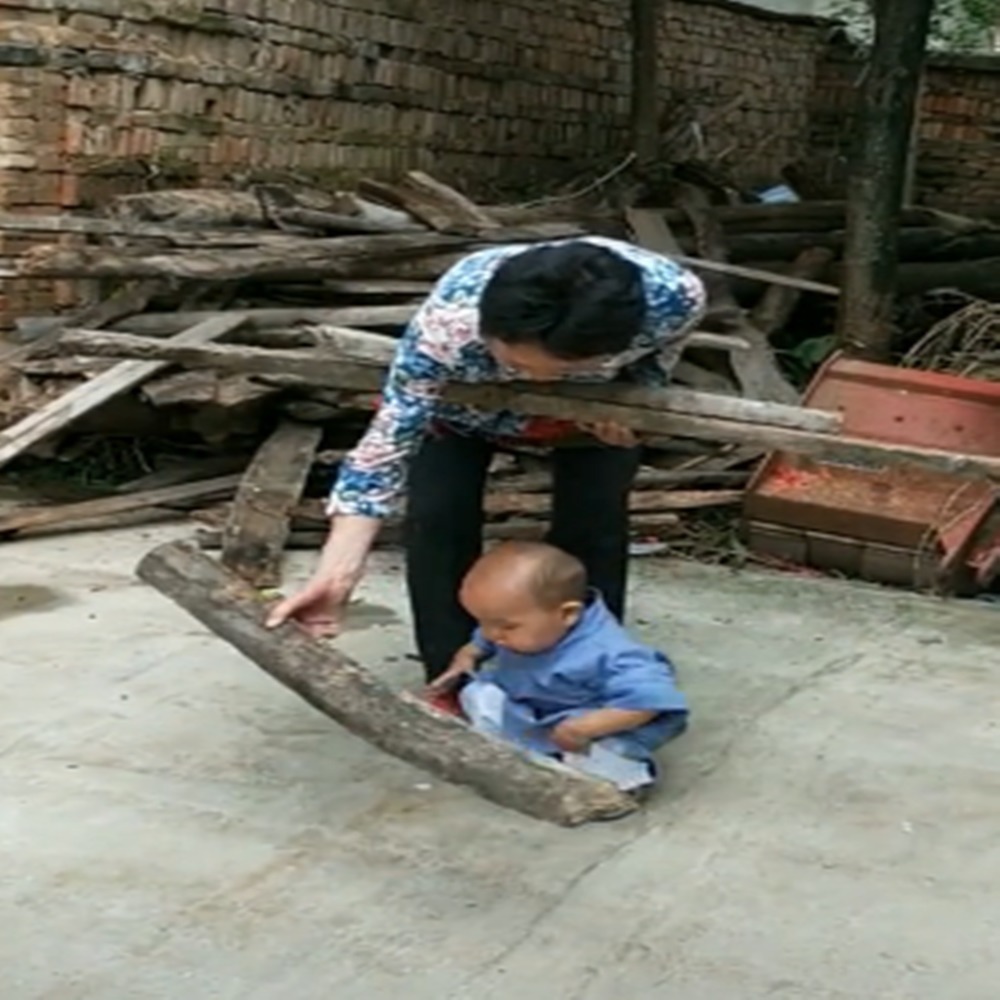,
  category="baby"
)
[428,541,688,791]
